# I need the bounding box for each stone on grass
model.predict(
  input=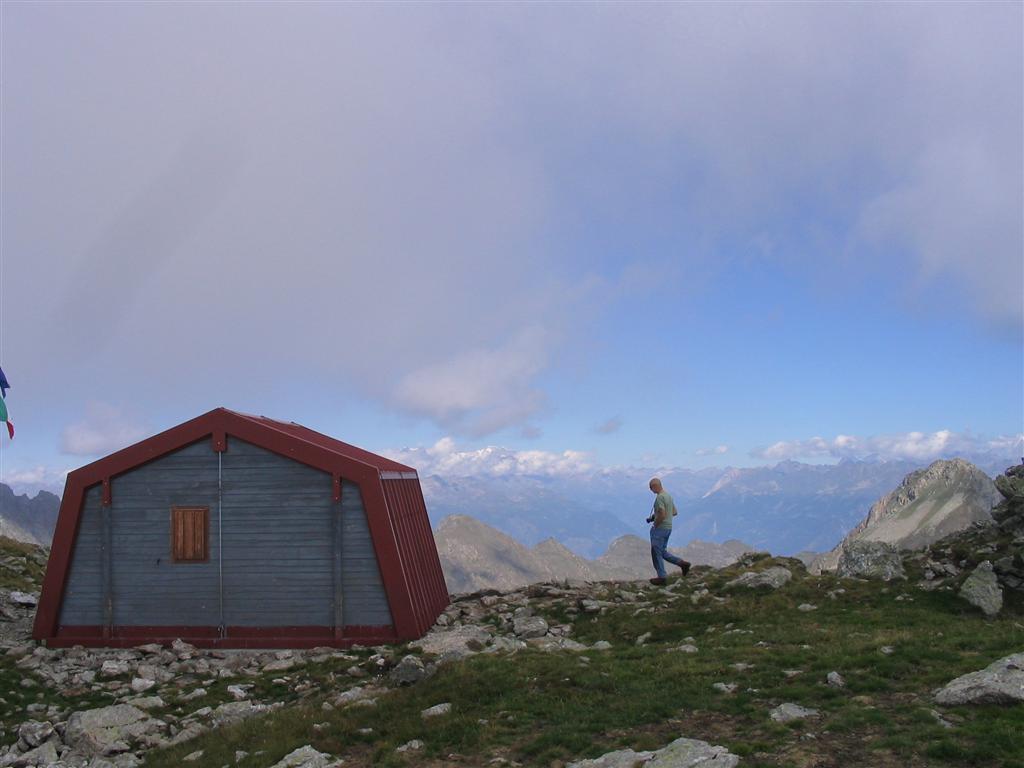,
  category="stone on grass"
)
[16,721,53,749]
[390,654,428,686]
[934,652,1024,706]
[396,740,423,753]
[590,640,612,651]
[672,644,699,654]
[512,615,549,639]
[130,677,156,694]
[826,671,846,688]
[646,737,740,767]
[8,592,38,607]
[63,704,155,756]
[769,703,819,723]
[725,567,792,590]
[958,561,1003,617]
[182,750,204,762]
[713,682,738,694]
[269,745,342,768]
[421,702,452,718]
[567,748,655,767]
[5,740,58,767]
[797,603,817,612]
